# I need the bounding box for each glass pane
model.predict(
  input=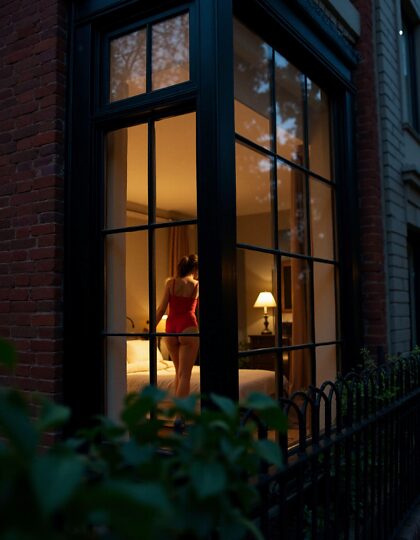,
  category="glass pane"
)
[307,79,331,179]
[236,142,273,248]
[155,224,198,333]
[237,249,277,349]
[233,19,272,150]
[106,125,148,229]
[105,230,149,334]
[316,344,337,386]
[275,52,305,164]
[286,347,312,394]
[106,336,127,420]
[310,178,335,260]
[110,29,146,102]
[288,256,312,346]
[152,13,190,91]
[313,262,336,343]
[155,113,196,218]
[277,161,308,255]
